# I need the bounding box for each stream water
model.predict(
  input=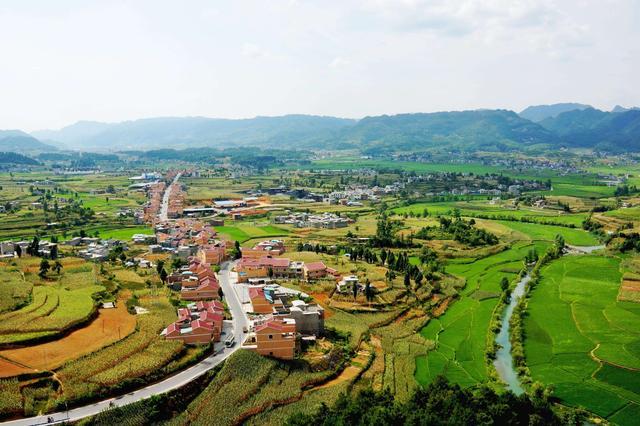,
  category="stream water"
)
[493,273,530,395]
